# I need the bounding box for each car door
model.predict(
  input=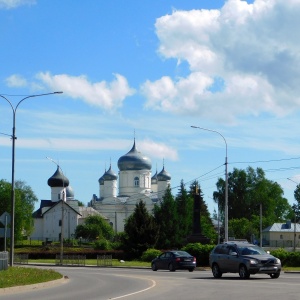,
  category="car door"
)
[158,252,172,269]
[216,245,229,271]
[226,245,240,272]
